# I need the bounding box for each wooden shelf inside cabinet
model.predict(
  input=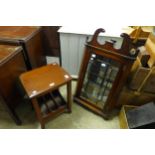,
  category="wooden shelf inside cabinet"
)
[74,28,139,119]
